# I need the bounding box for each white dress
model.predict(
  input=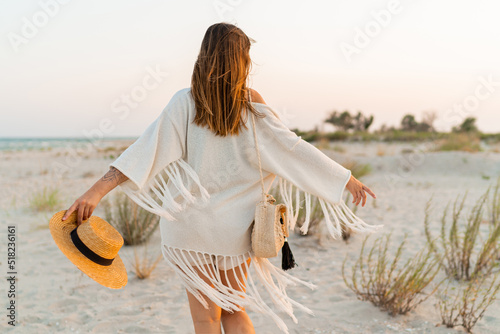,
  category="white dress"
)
[110,87,382,333]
